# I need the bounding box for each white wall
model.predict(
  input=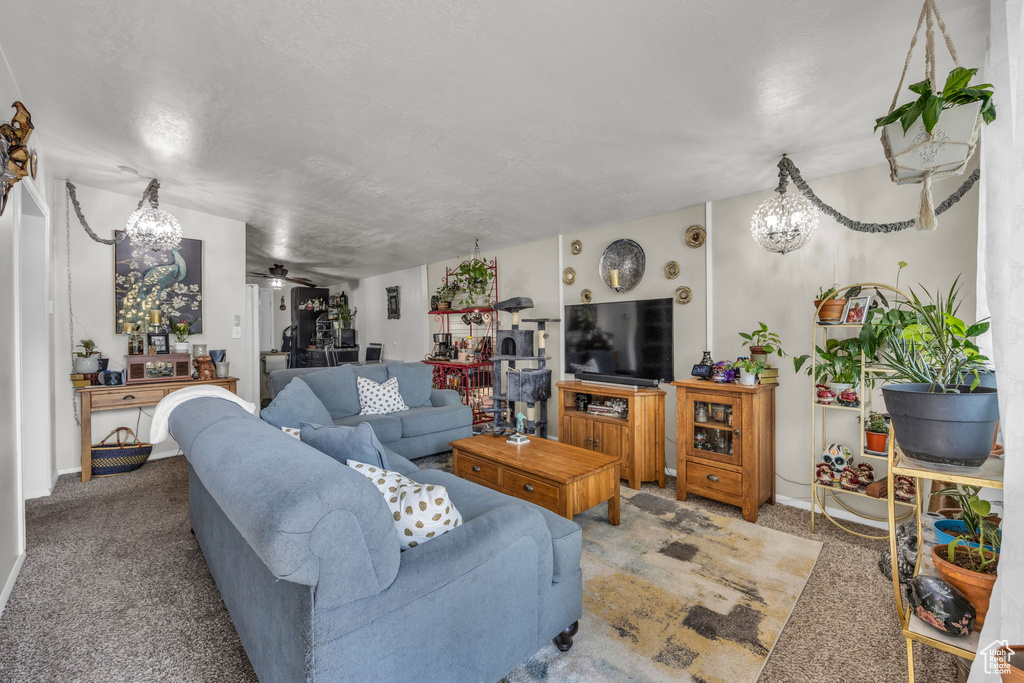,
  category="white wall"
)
[336,266,428,362]
[52,183,248,472]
